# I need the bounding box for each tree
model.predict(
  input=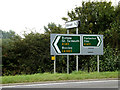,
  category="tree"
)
[2,30,21,75]
[63,2,115,34]
[0,30,16,39]
[44,23,66,34]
